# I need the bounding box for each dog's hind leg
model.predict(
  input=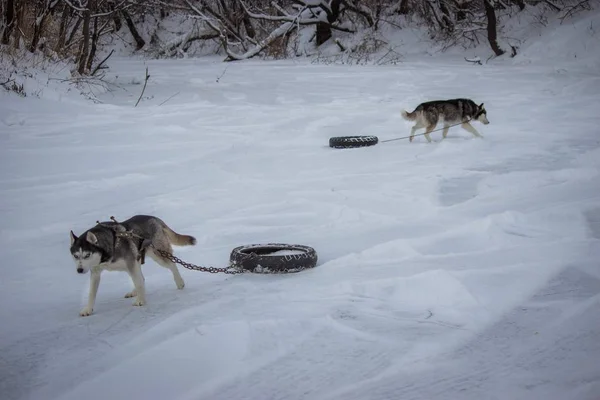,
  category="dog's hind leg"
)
[127,262,146,306]
[148,248,185,290]
[409,120,426,142]
[423,124,436,143]
[409,126,418,142]
[461,122,483,138]
[80,271,101,317]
